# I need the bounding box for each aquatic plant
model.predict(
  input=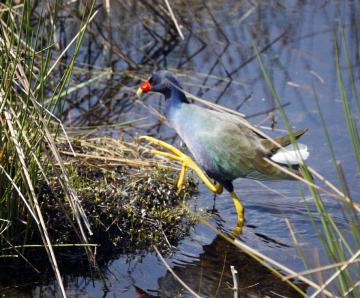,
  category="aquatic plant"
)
[0,1,97,295]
